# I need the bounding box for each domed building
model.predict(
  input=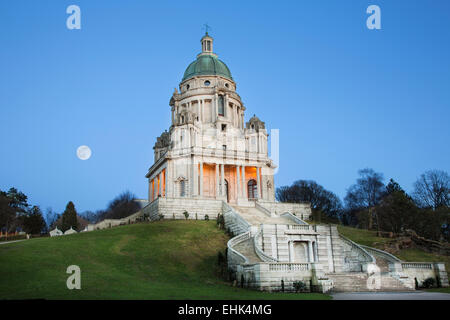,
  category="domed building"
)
[146,32,279,206]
